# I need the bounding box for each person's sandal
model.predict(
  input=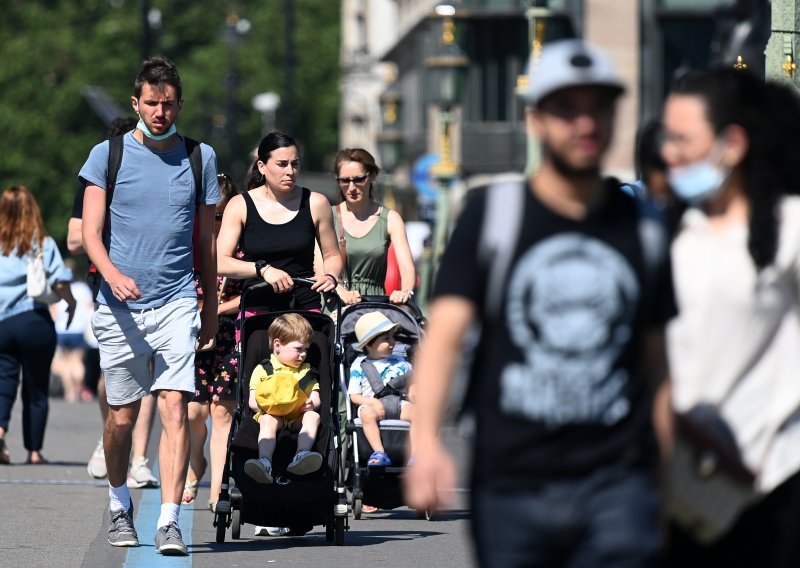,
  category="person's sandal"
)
[367,450,391,467]
[182,479,199,504]
[182,457,206,504]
